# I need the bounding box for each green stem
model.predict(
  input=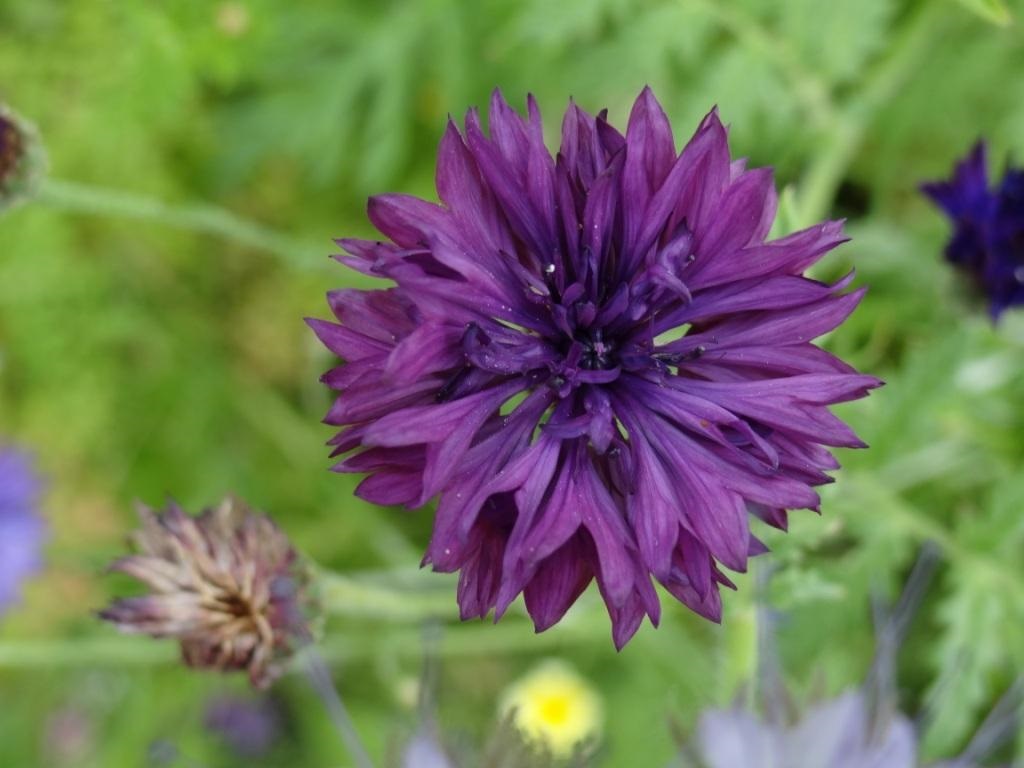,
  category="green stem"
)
[797,0,946,226]
[0,636,176,667]
[35,178,329,271]
[317,569,460,622]
[0,617,606,669]
[303,647,376,768]
[0,567,567,669]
